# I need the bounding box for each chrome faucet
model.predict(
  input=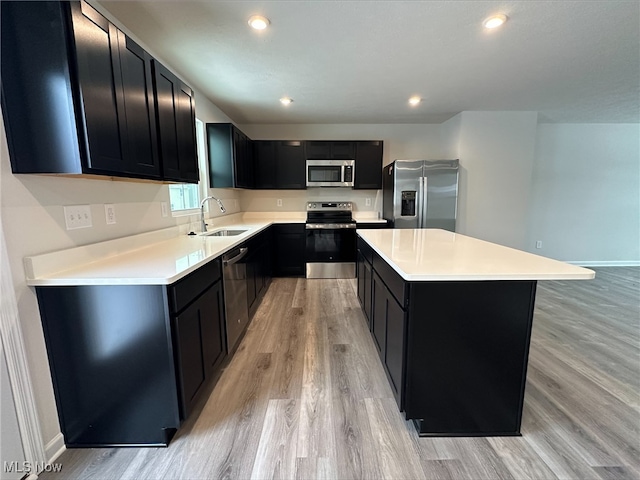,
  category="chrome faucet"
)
[200,195,226,232]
